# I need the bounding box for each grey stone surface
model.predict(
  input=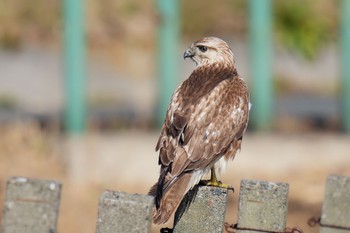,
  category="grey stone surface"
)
[320,175,350,233]
[236,179,289,233]
[96,190,154,233]
[320,228,350,233]
[2,176,62,233]
[173,185,228,233]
